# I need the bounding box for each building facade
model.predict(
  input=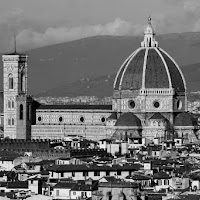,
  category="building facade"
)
[1,18,200,142]
[2,54,32,139]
